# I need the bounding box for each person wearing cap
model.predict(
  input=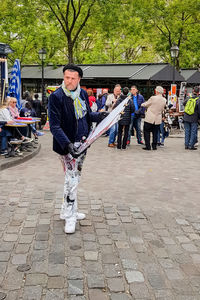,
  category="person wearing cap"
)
[48,64,107,234]
[141,86,166,150]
